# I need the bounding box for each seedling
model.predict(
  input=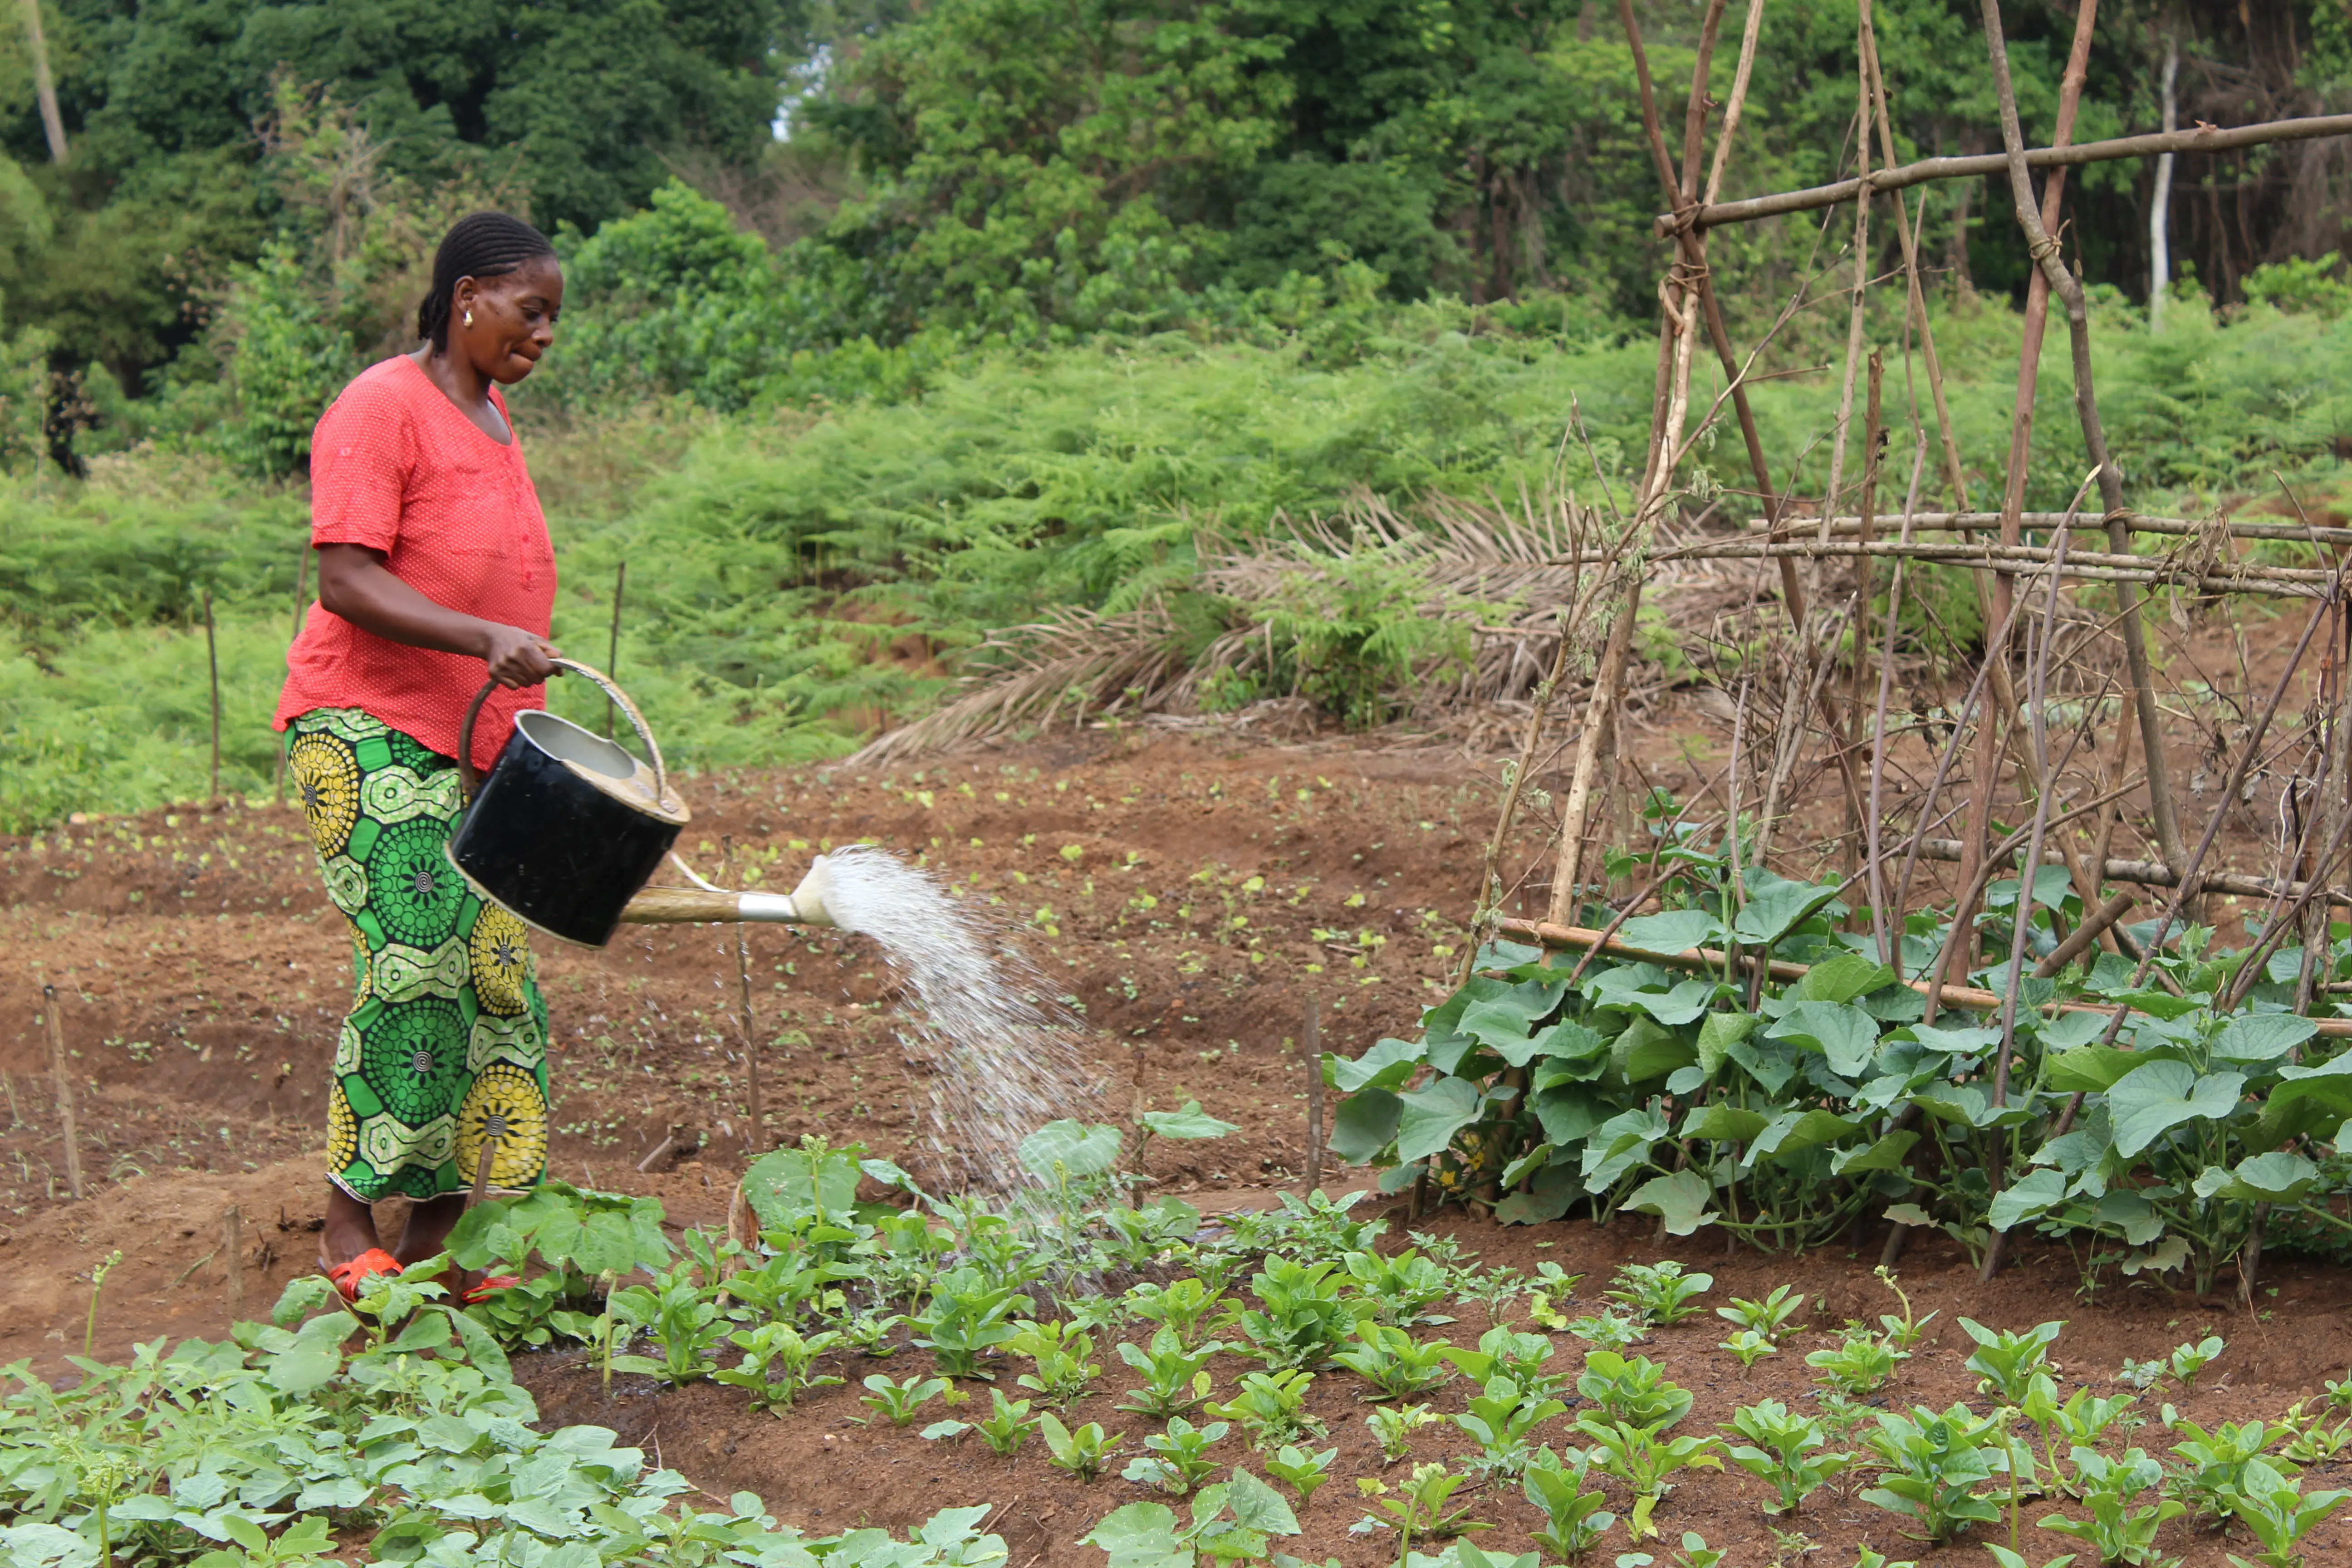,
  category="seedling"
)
[1574,1415,1725,1500]
[1263,1443,1338,1503]
[1205,1368,1323,1449]
[712,1323,844,1412]
[1125,1277,1228,1346]
[1605,1261,1714,1326]
[2038,1447,2179,1567]
[1454,1375,1569,1479]
[607,1272,729,1386]
[1523,1446,1616,1557]
[1082,1470,1303,1564]
[1873,1267,1935,1354]
[1007,1318,1098,1406]
[1858,1403,2007,1544]
[925,1387,1039,1455]
[1578,1350,1693,1430]
[1723,1329,1779,1370]
[857,1371,950,1427]
[2163,1410,2288,1525]
[1116,1328,1223,1418]
[1564,1312,1646,1350]
[84,1250,123,1357]
[838,1308,905,1357]
[1725,1399,1853,1516]
[1961,1318,2064,1406]
[1807,1330,1902,1396]
[1719,1286,1807,1343]
[911,1269,1032,1379]
[2117,1357,2164,1390]
[1039,1413,1124,1480]
[1366,1401,1438,1464]
[1231,1256,1353,1370]
[2166,1334,2225,1389]
[1122,1415,1228,1494]
[2278,1401,2352,1465]
[1441,1325,1566,1395]
[1359,1462,1490,1553]
[1333,1321,1455,1401]
[1454,1265,1527,1318]
[1343,1247,1456,1327]
[2225,1454,2352,1568]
